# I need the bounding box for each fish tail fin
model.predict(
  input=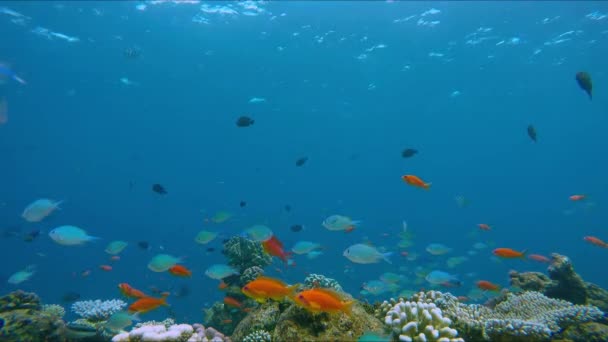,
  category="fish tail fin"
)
[382,252,393,264]
[520,249,528,259]
[54,200,65,210]
[343,300,355,315]
[131,312,141,321]
[13,75,26,85]
[287,284,300,298]
[424,182,432,189]
[87,236,101,242]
